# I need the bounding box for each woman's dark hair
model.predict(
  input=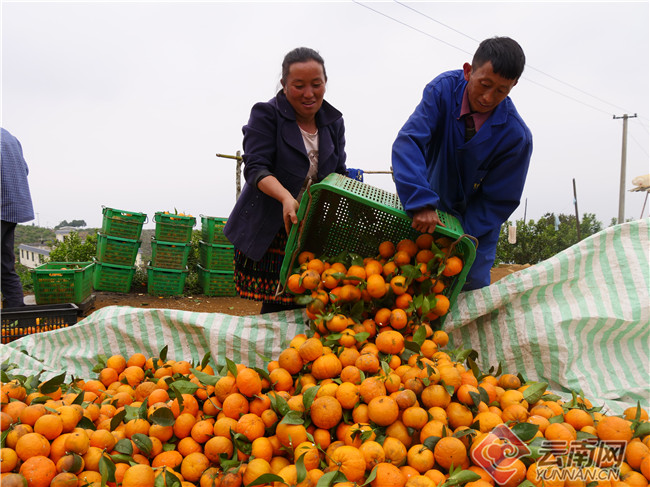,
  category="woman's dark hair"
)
[473,37,525,80]
[281,47,327,84]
